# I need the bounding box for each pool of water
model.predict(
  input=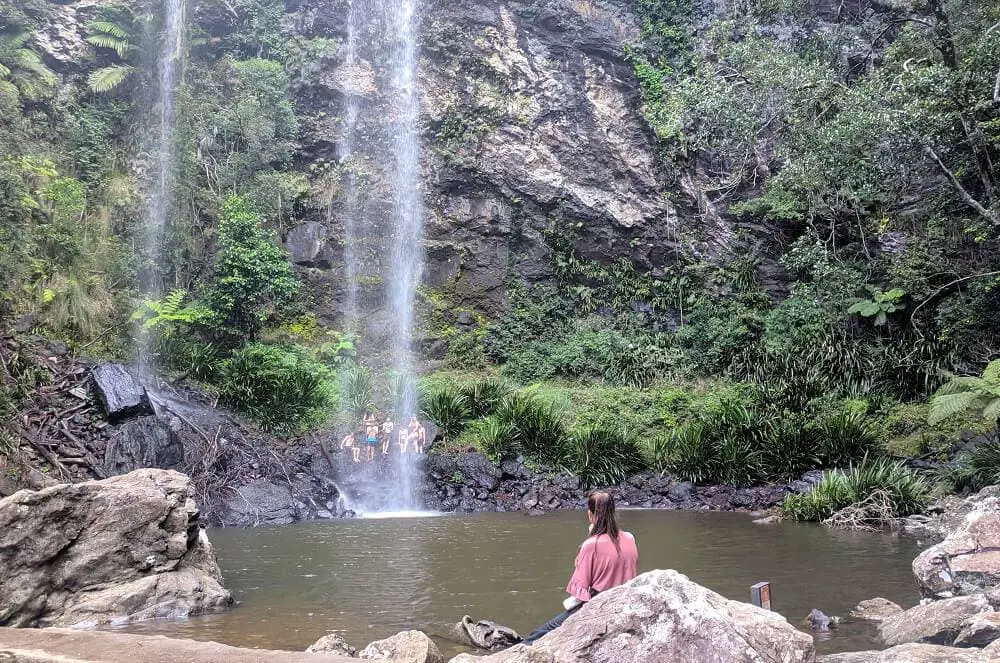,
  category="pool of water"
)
[120,510,923,657]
